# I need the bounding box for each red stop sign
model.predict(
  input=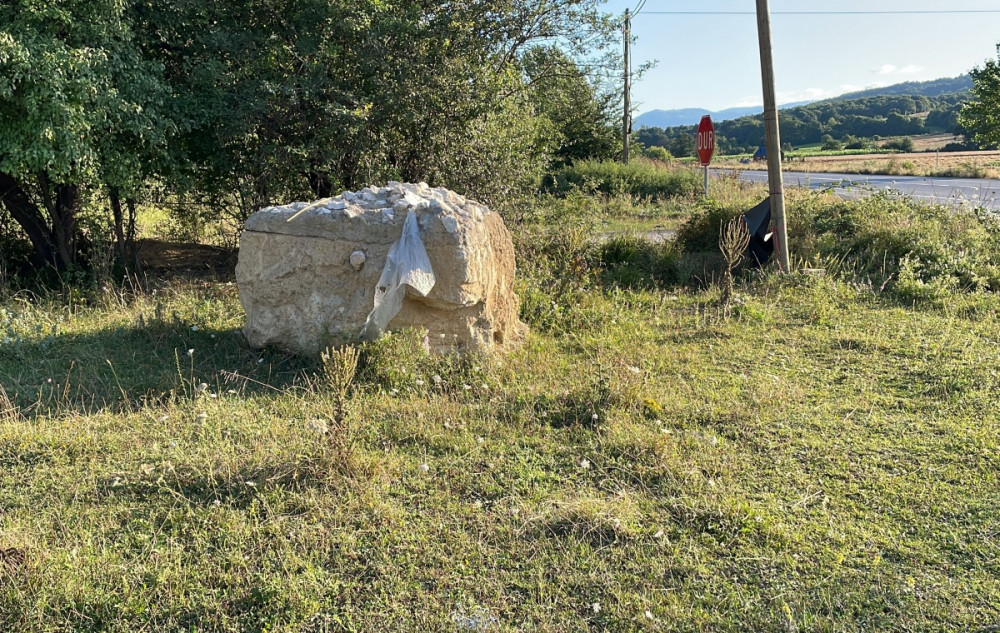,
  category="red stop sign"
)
[696,115,715,166]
